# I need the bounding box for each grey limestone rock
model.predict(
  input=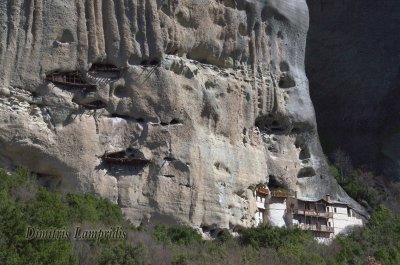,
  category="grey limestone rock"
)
[0,0,365,230]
